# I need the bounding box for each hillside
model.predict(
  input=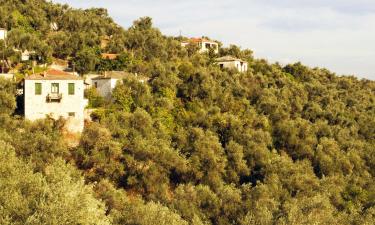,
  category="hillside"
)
[0,0,375,225]
[0,0,126,73]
